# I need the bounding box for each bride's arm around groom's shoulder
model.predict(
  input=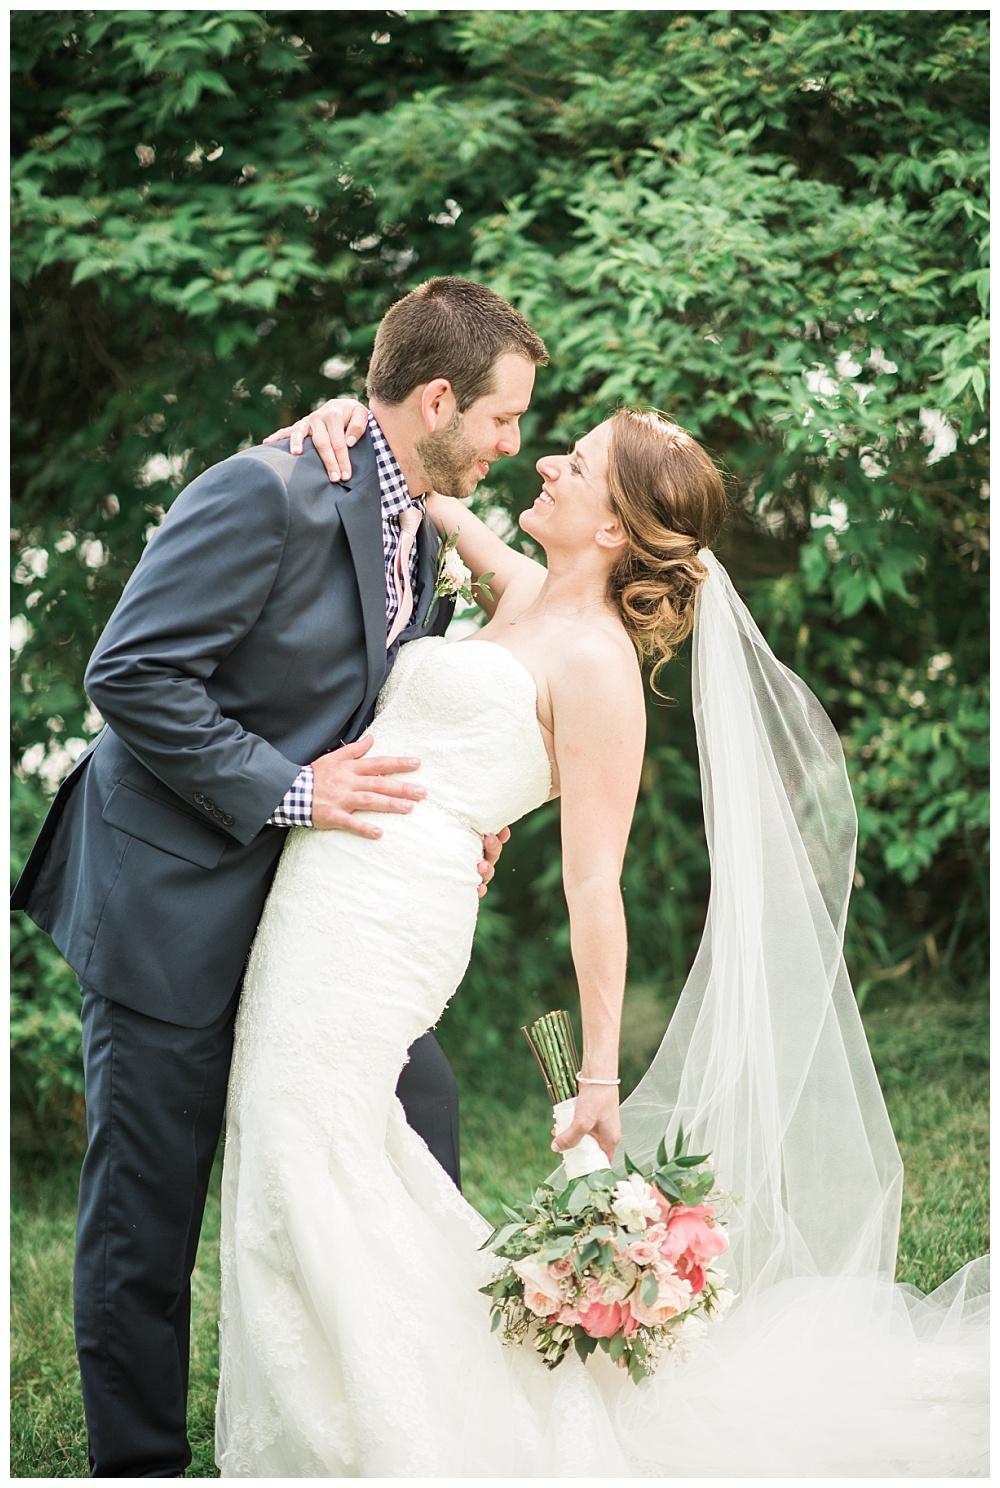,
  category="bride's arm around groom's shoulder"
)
[424,490,543,616]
